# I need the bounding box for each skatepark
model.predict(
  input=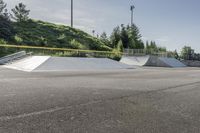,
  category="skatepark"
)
[1,51,200,132]
[1,0,200,131]
[0,61,200,132]
[0,50,186,72]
